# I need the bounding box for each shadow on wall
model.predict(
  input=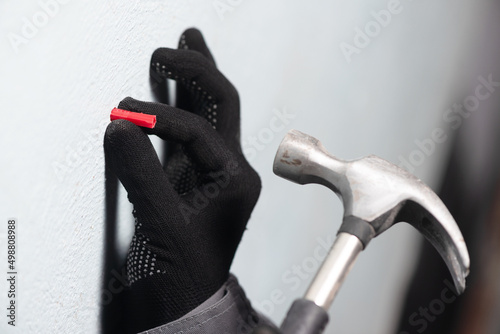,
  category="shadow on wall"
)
[100,164,127,334]
[100,64,171,334]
